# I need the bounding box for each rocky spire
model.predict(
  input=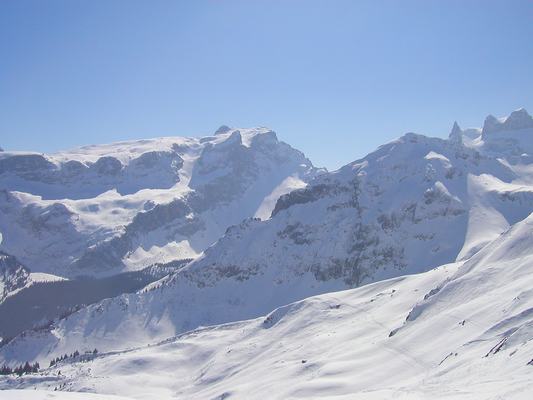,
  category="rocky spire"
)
[448,121,463,145]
